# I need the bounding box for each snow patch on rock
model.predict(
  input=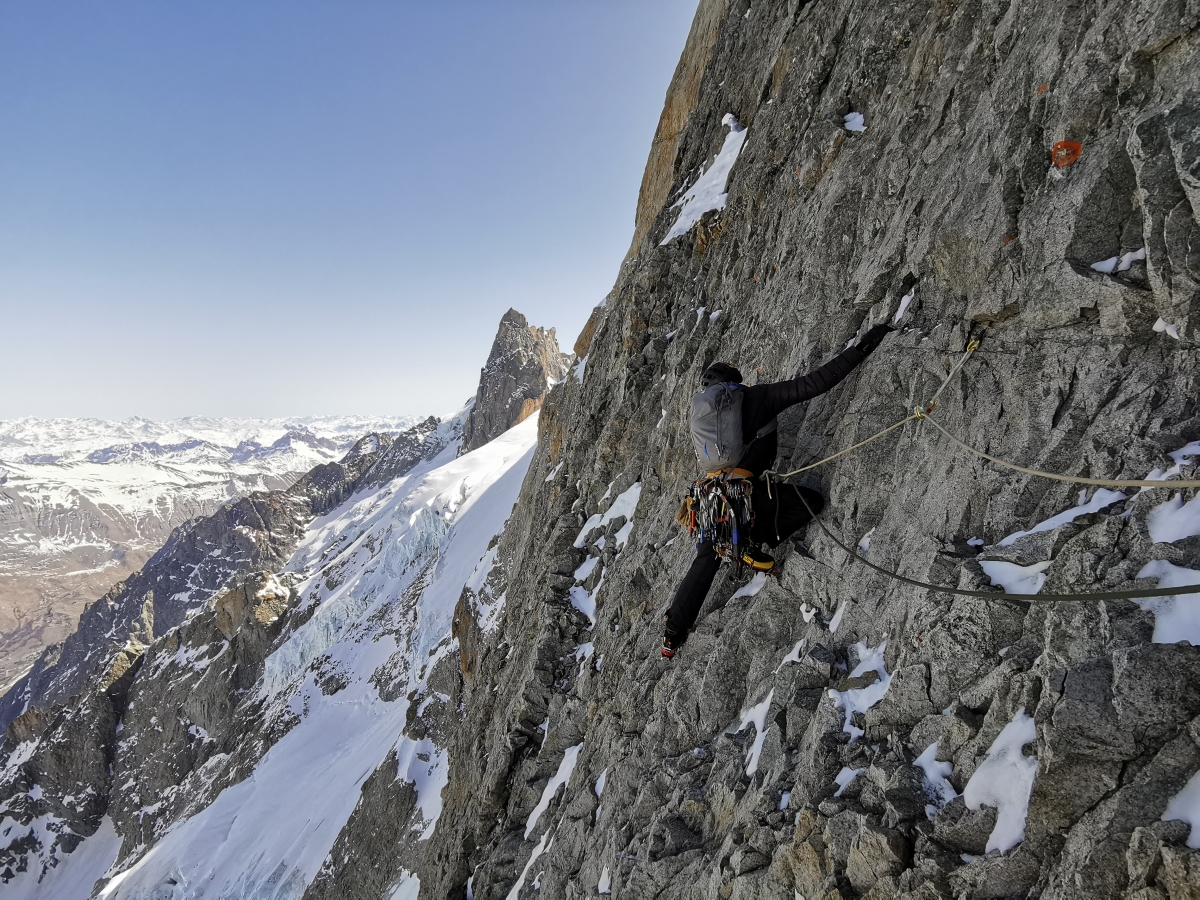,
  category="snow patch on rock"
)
[963,708,1038,853]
